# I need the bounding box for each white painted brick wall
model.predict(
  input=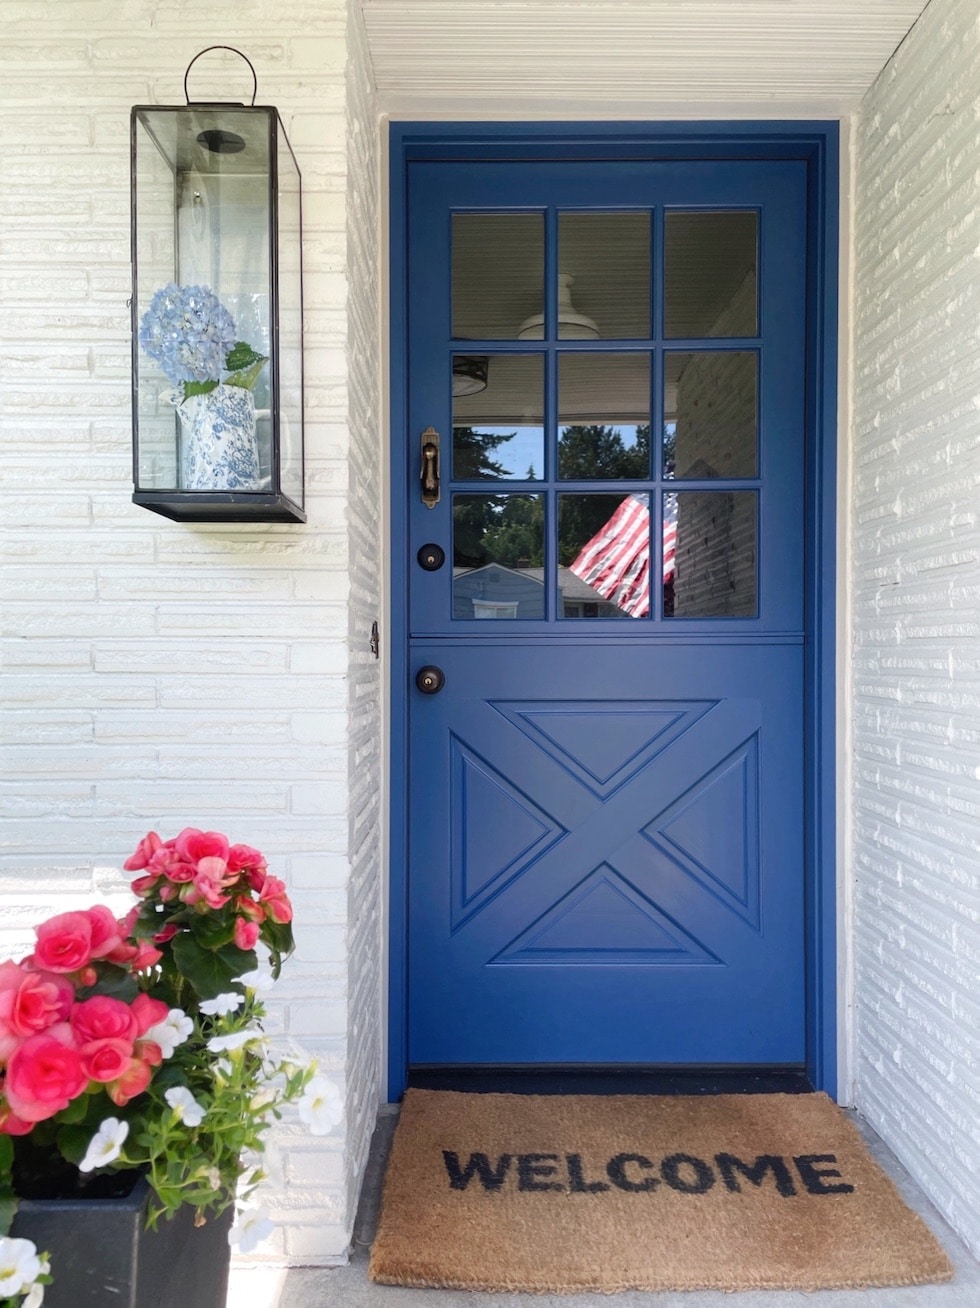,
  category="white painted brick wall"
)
[0,0,382,1266]
[851,0,980,1257]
